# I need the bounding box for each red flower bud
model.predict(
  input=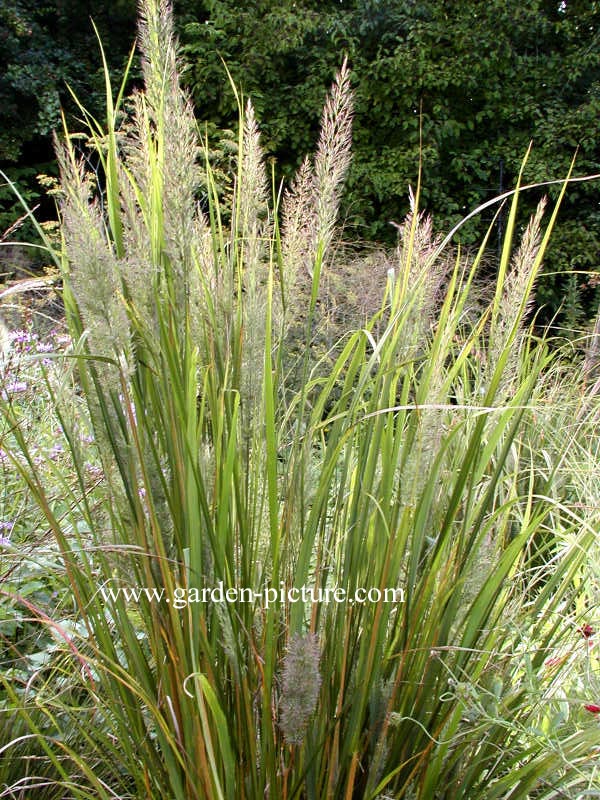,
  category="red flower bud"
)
[584,704,600,714]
